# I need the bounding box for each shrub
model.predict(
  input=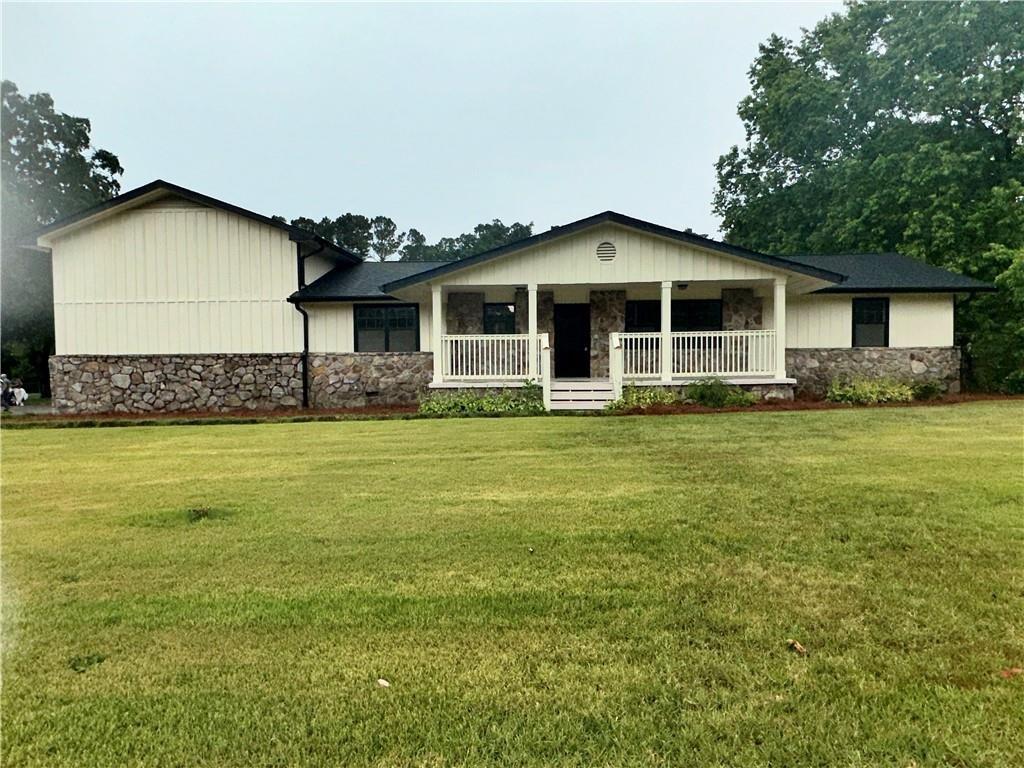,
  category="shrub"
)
[605,385,678,412]
[684,378,757,408]
[911,380,944,401]
[419,381,545,417]
[826,378,914,405]
[1001,368,1024,395]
